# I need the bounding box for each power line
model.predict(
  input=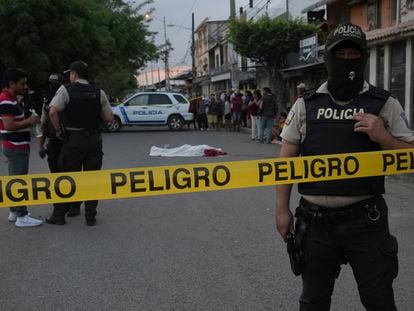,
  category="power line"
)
[249,0,272,20]
[172,0,199,36]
